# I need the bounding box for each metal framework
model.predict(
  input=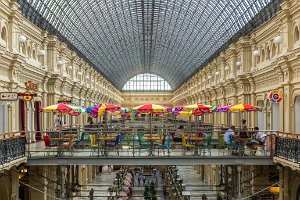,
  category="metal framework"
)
[19,0,281,90]
[122,73,171,91]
